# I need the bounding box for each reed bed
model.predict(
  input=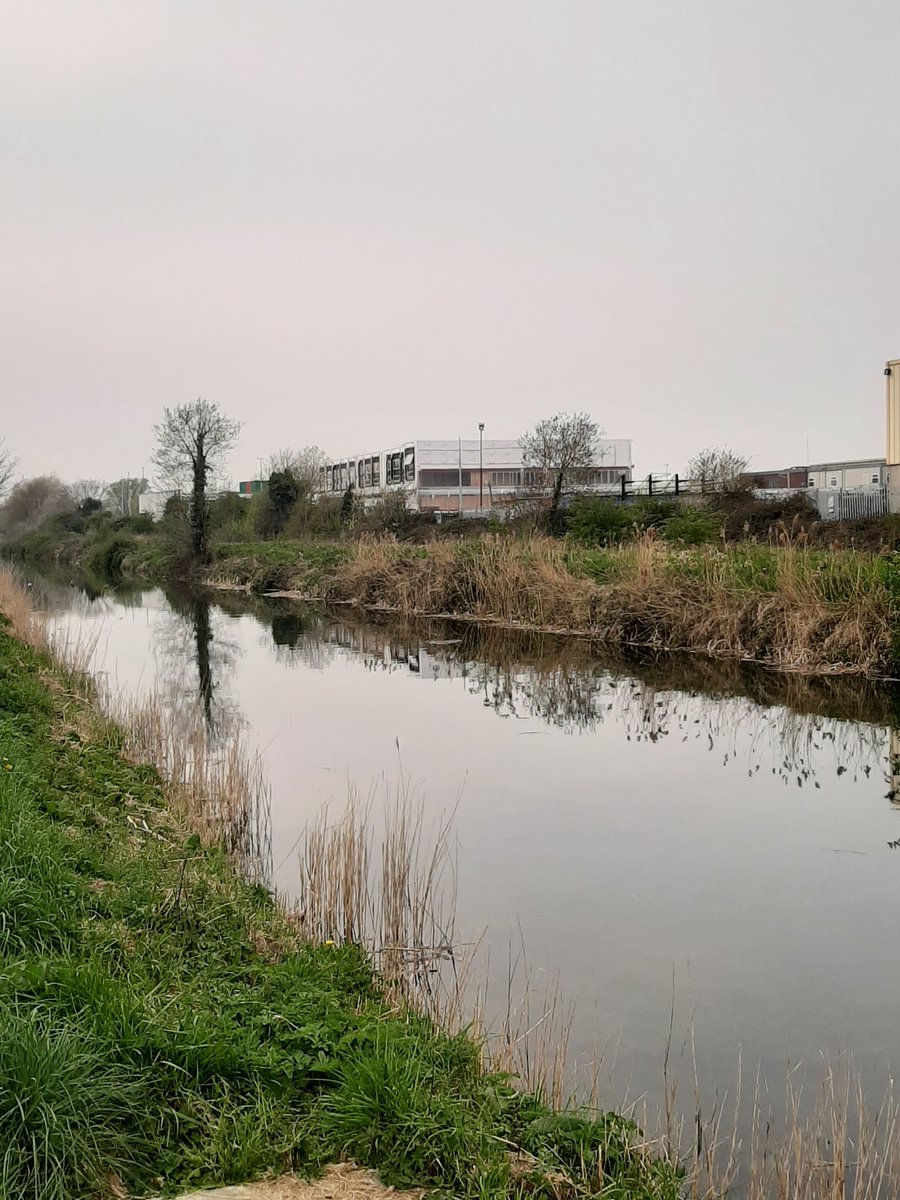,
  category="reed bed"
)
[104,687,272,880]
[296,788,462,1025]
[323,535,897,676]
